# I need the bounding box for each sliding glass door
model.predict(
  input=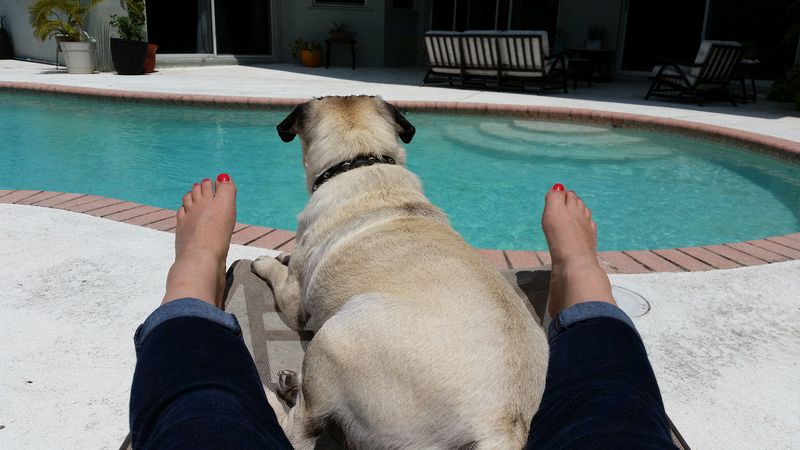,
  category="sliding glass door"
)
[146,0,272,55]
[430,0,558,43]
